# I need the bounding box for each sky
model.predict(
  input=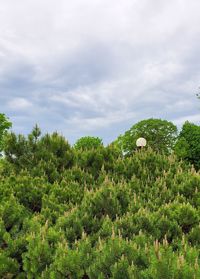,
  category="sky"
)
[0,0,200,144]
